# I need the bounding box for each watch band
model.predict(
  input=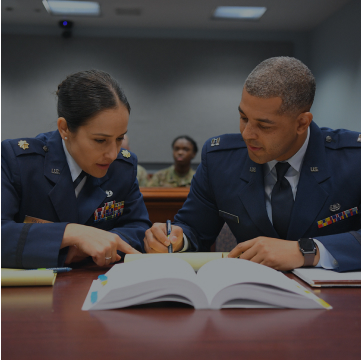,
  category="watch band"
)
[298,238,317,267]
[303,252,315,267]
